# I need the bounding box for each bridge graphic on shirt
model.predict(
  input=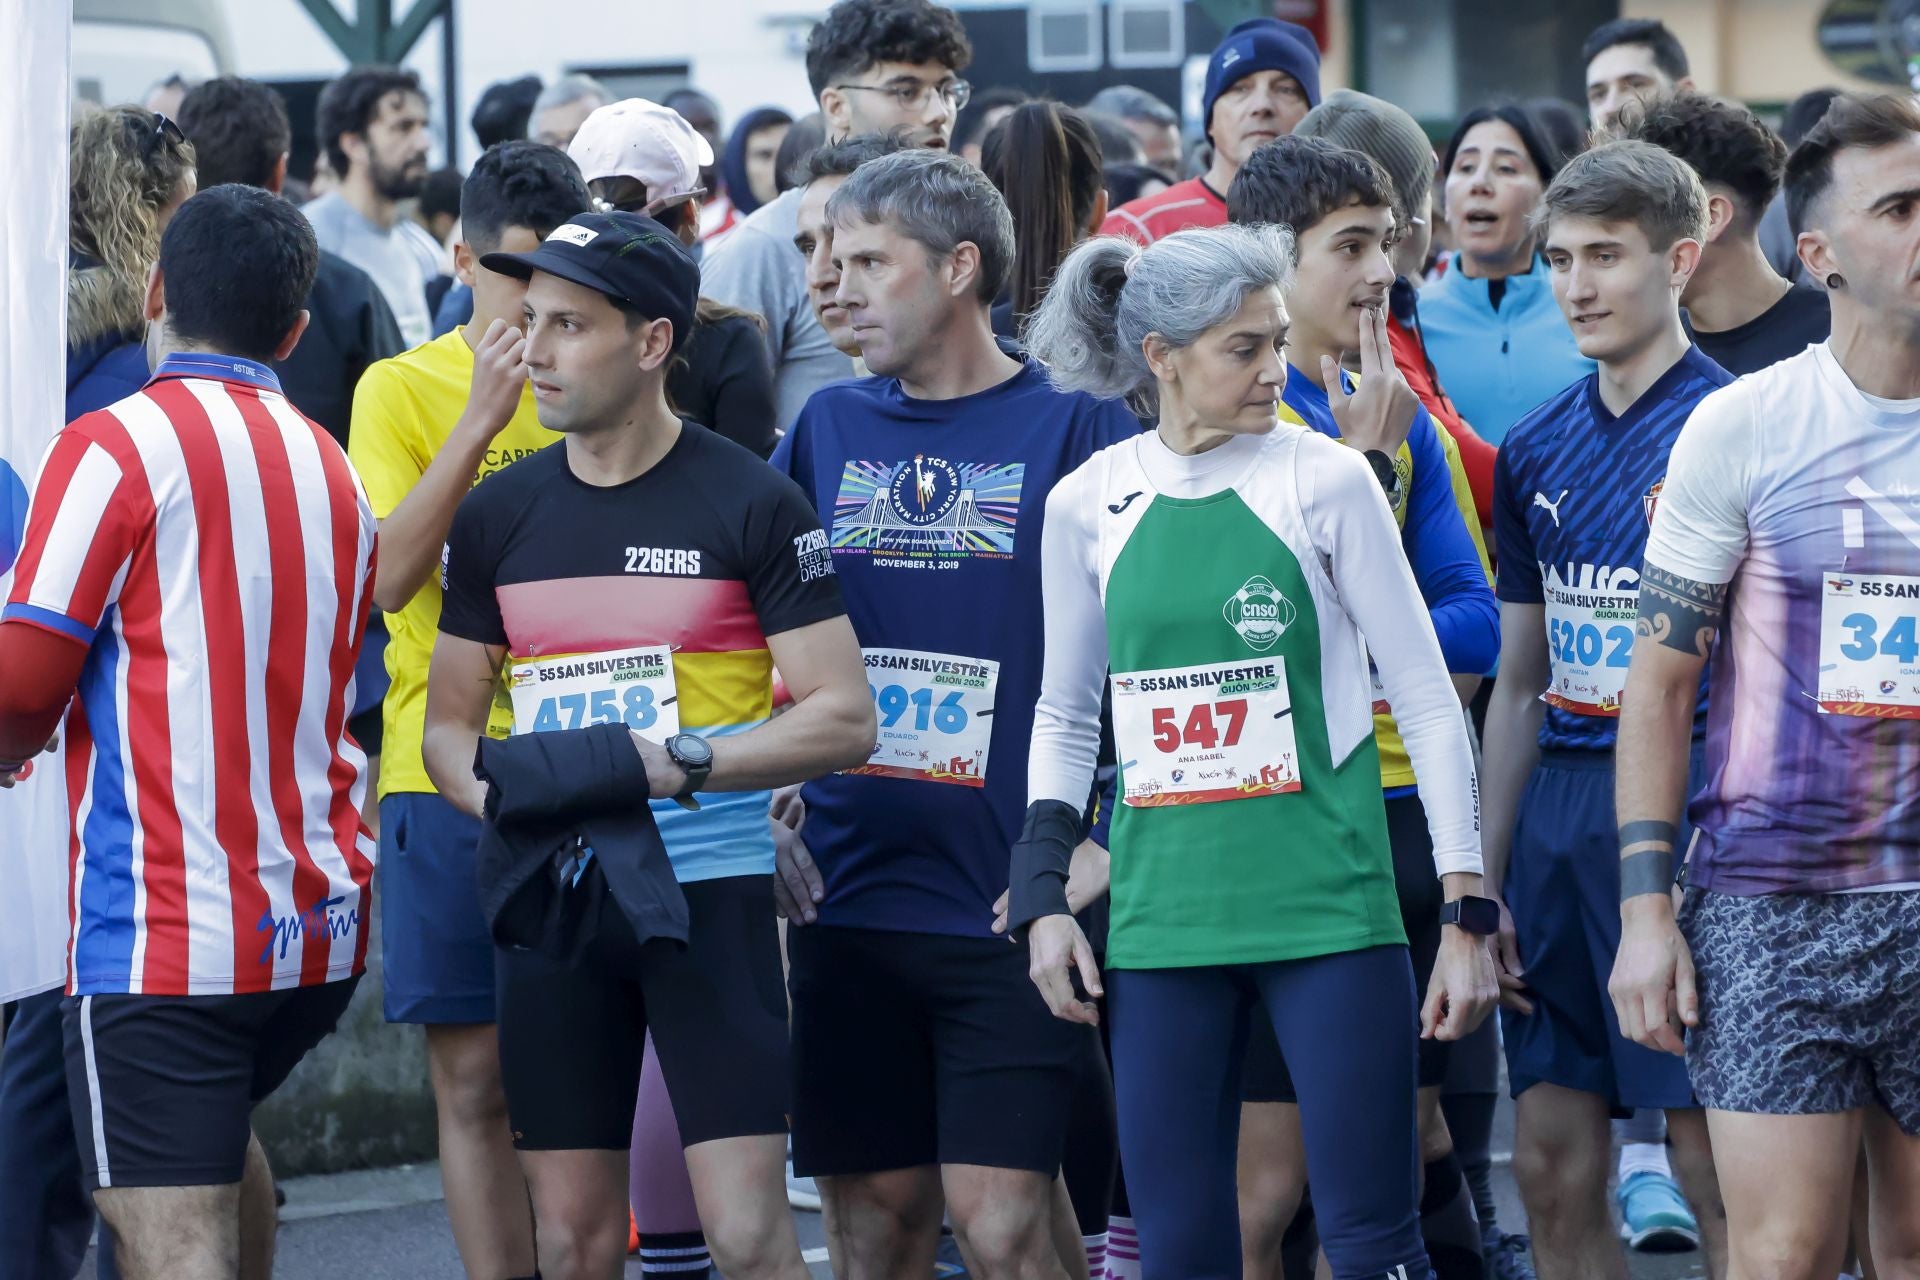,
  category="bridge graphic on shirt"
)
[831,458,1025,559]
[845,487,992,532]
